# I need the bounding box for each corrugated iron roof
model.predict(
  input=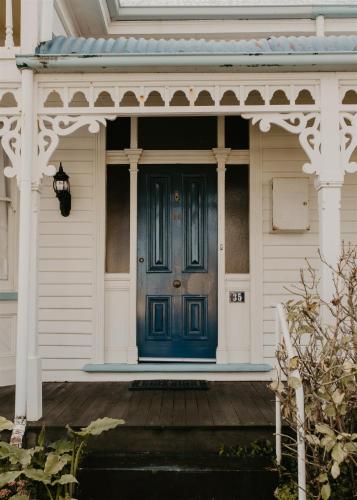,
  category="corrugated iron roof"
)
[36,35,357,56]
